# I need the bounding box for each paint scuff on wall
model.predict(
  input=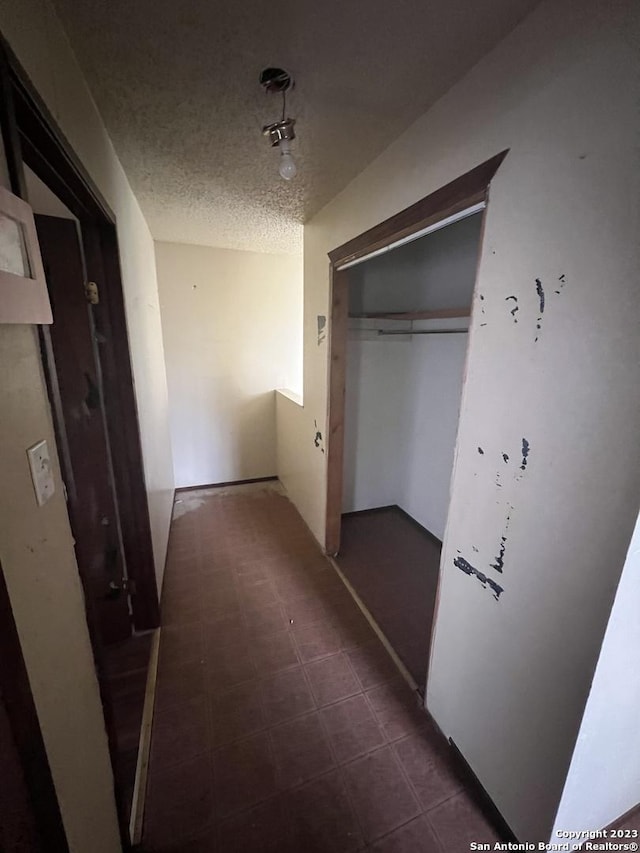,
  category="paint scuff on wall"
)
[505,295,519,323]
[503,274,567,341]
[313,419,325,453]
[454,555,504,601]
[455,440,531,600]
[317,315,327,346]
